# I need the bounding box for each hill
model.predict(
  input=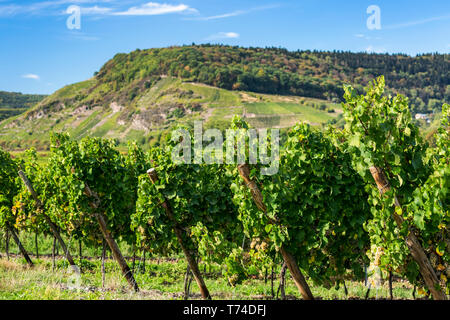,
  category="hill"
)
[0,91,46,121]
[0,76,341,150]
[93,45,449,113]
[0,45,448,150]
